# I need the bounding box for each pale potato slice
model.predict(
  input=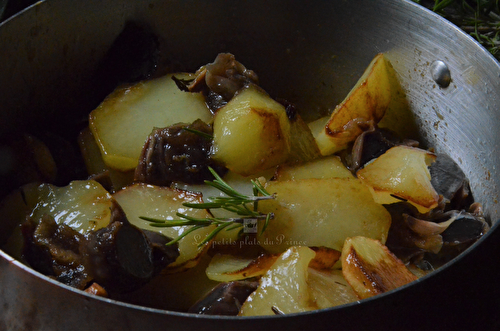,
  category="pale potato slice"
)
[341,236,418,299]
[89,73,212,171]
[206,253,279,282]
[239,246,317,316]
[78,127,134,191]
[314,53,393,155]
[257,178,392,253]
[206,246,340,282]
[112,183,216,270]
[308,268,358,309]
[211,85,291,176]
[274,155,353,181]
[356,145,439,213]
[29,180,113,234]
